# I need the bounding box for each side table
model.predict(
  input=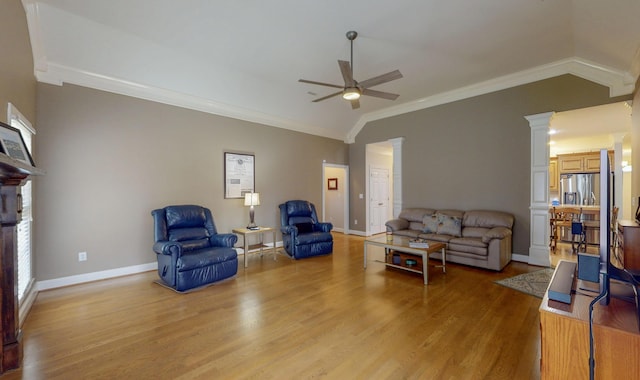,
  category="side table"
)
[232,227,277,268]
